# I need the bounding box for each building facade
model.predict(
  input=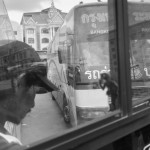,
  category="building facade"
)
[0,0,15,45]
[11,21,23,42]
[20,1,67,60]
